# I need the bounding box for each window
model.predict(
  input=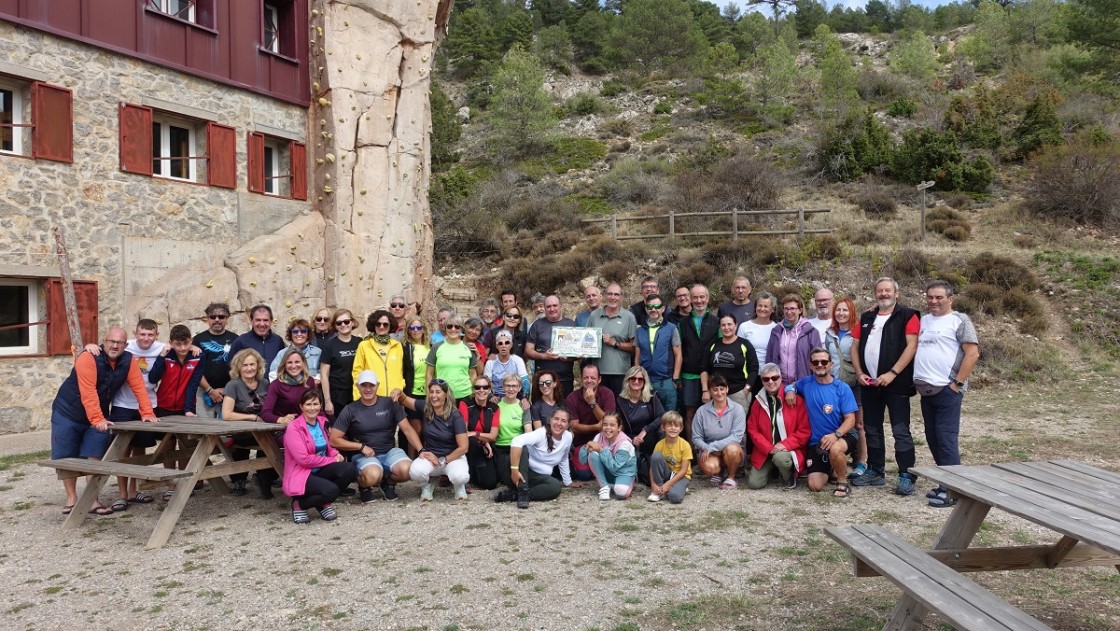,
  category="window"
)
[146,0,216,29]
[0,280,38,355]
[261,1,296,58]
[0,77,72,162]
[119,103,236,188]
[263,4,280,54]
[247,131,306,200]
